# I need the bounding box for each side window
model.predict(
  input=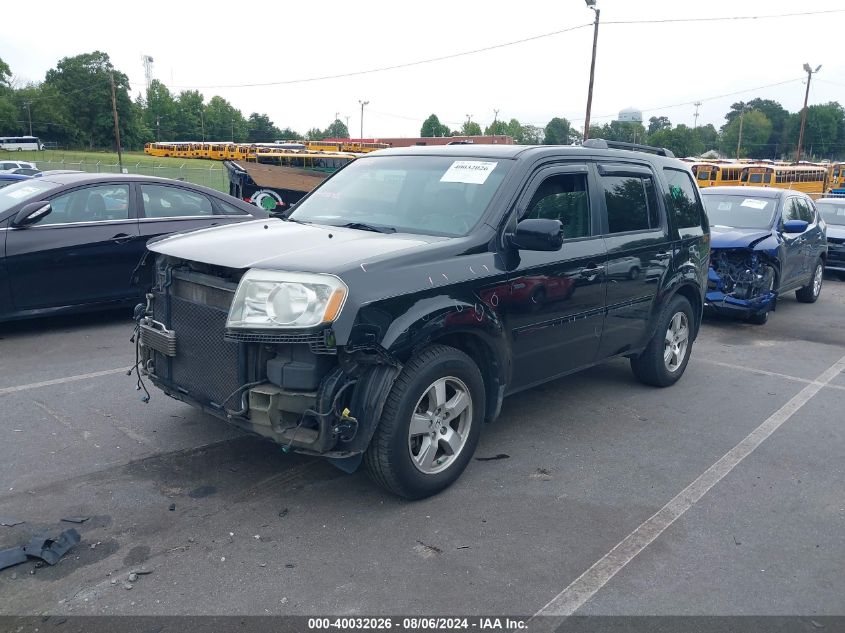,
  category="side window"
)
[217,199,250,216]
[782,198,801,223]
[600,173,660,234]
[38,184,130,225]
[796,198,815,224]
[663,168,705,236]
[140,184,213,218]
[522,173,590,239]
